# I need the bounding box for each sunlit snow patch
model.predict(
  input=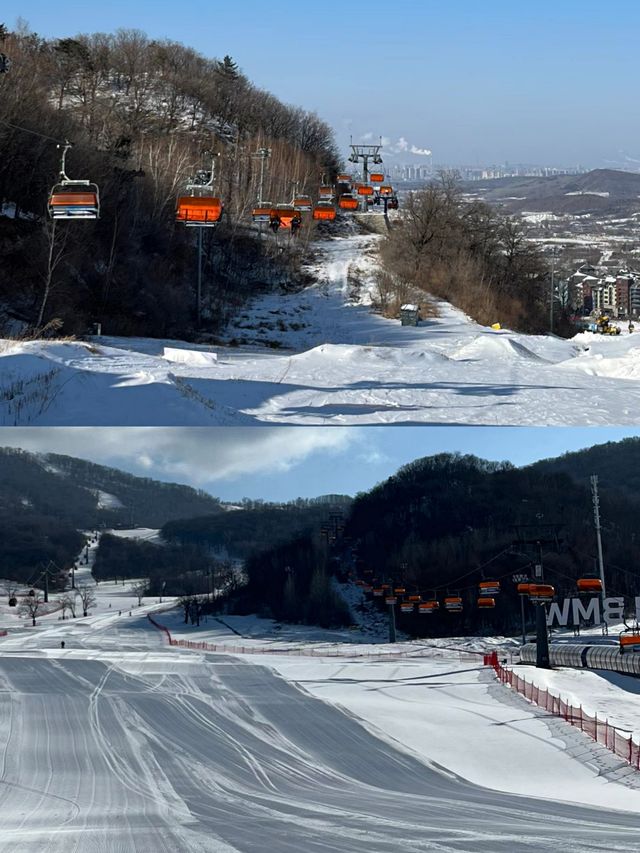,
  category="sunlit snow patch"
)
[163,347,218,366]
[449,335,549,363]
